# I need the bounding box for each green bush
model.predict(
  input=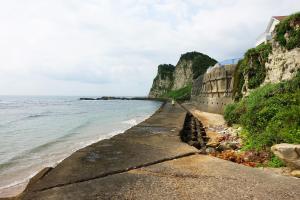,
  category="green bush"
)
[224,71,300,150]
[224,101,245,126]
[275,12,300,50]
[164,85,192,101]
